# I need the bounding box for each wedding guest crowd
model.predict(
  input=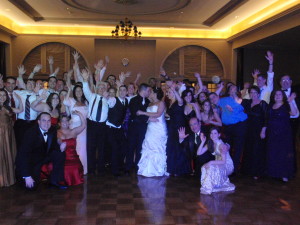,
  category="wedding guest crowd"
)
[0,50,299,196]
